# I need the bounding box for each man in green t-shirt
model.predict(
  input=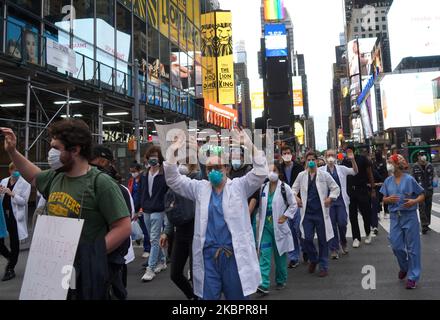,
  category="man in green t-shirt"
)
[1,120,131,298]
